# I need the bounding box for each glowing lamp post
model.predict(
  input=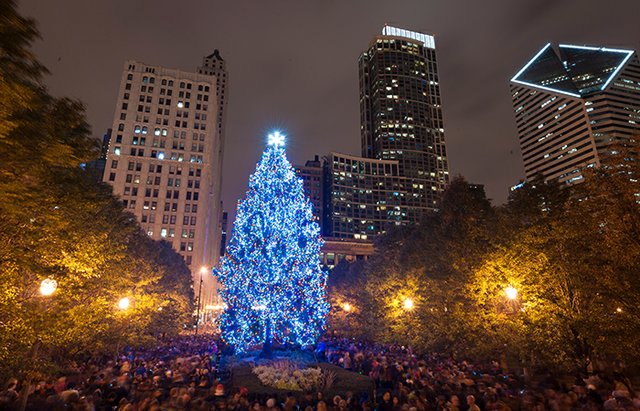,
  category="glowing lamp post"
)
[505,286,518,300]
[403,298,415,311]
[39,278,57,296]
[342,302,352,312]
[115,297,132,362]
[20,279,58,411]
[118,297,130,310]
